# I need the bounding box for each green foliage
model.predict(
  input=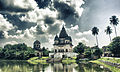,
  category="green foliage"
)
[105,26,112,35]
[92,27,99,36]
[109,36,120,57]
[73,42,87,54]
[73,42,103,59]
[0,43,35,60]
[42,47,49,56]
[91,46,103,57]
[110,15,119,26]
[110,15,119,37]
[84,47,92,58]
